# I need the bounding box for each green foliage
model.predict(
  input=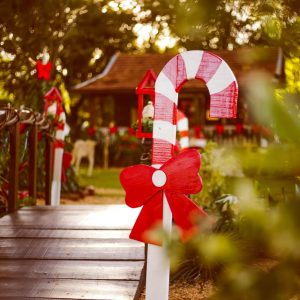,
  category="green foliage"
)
[231,144,300,178]
[132,118,153,133]
[193,142,227,208]
[209,200,300,300]
[193,141,245,209]
[245,71,300,144]
[143,0,299,55]
[112,133,143,166]
[18,196,35,208]
[285,57,300,94]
